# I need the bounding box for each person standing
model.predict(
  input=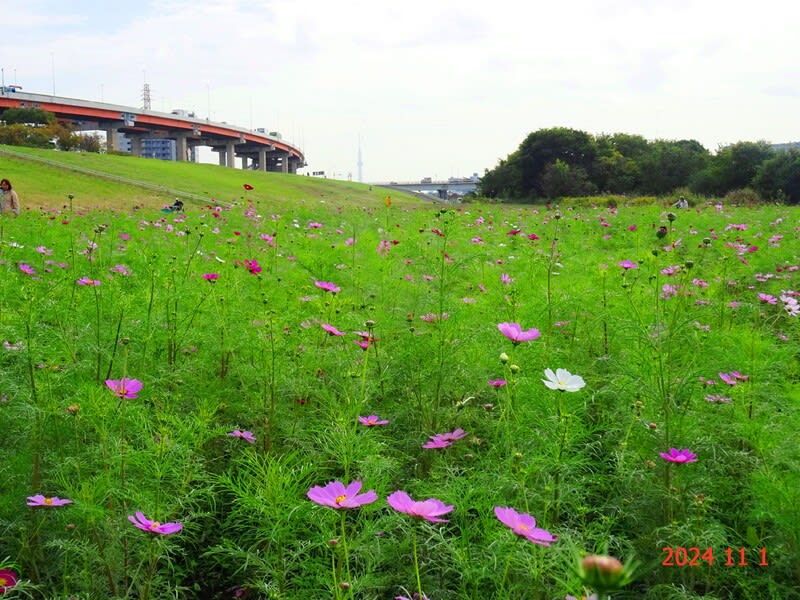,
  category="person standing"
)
[0,179,20,215]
